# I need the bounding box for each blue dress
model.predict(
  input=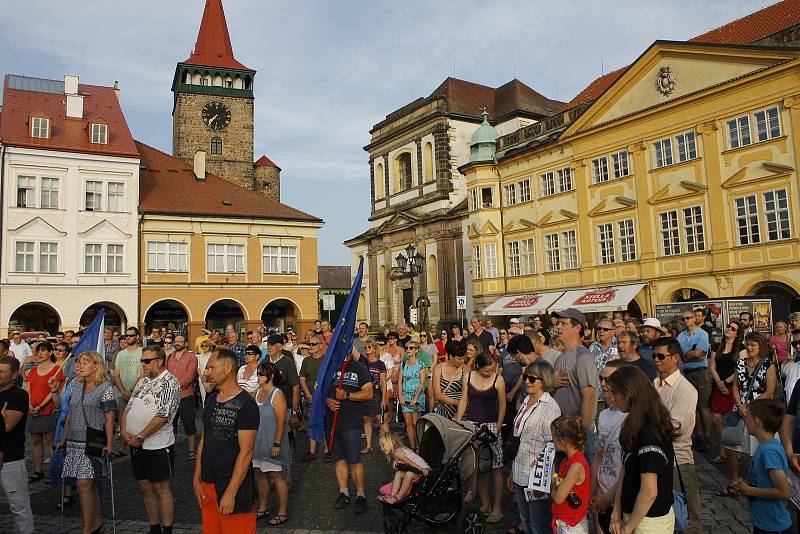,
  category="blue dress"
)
[401,359,426,413]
